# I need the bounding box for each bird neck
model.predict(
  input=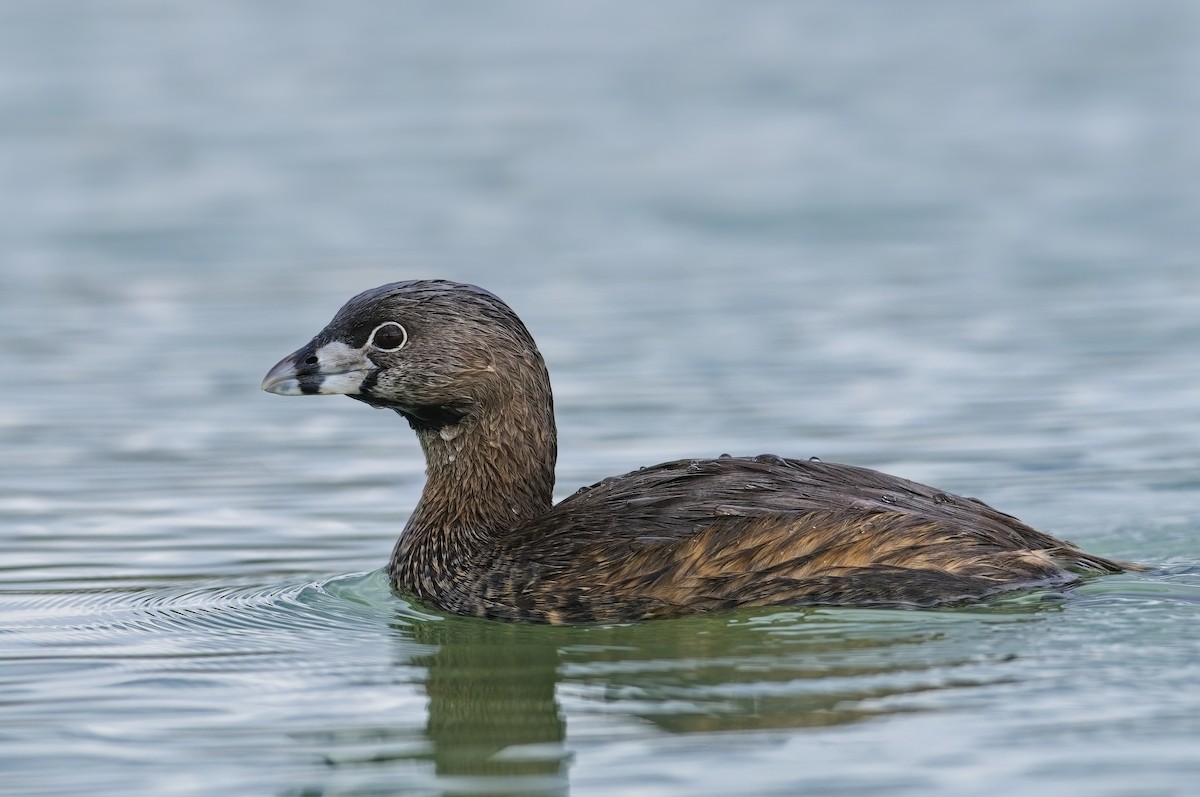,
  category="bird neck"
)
[389,387,557,594]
